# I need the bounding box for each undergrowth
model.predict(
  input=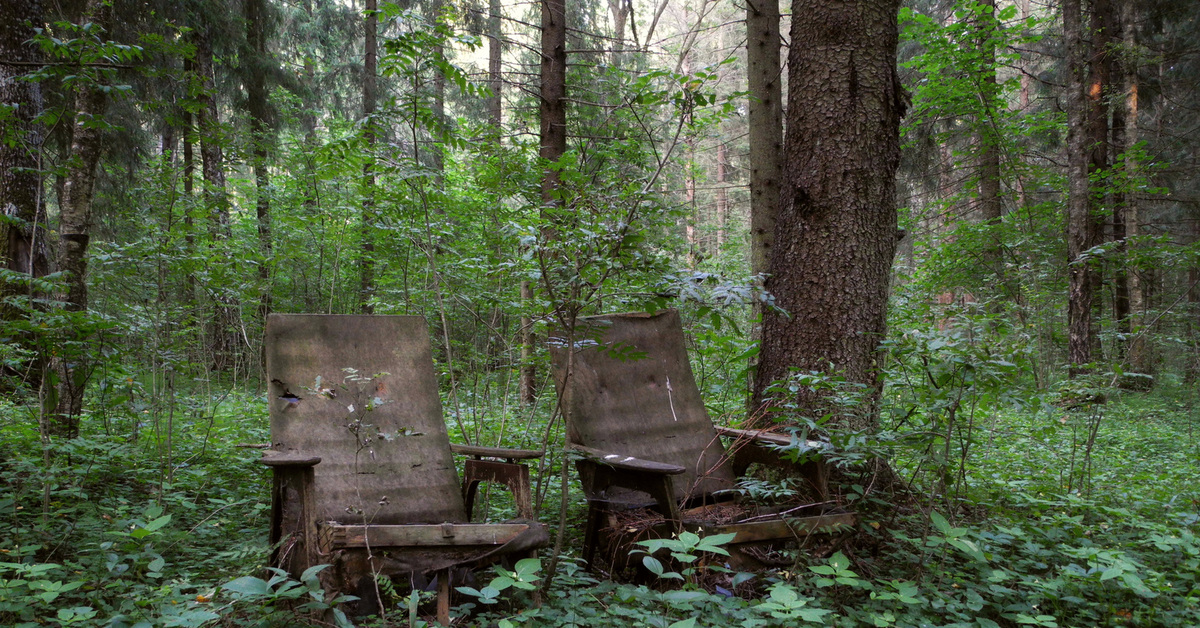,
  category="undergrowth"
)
[2,378,1198,626]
